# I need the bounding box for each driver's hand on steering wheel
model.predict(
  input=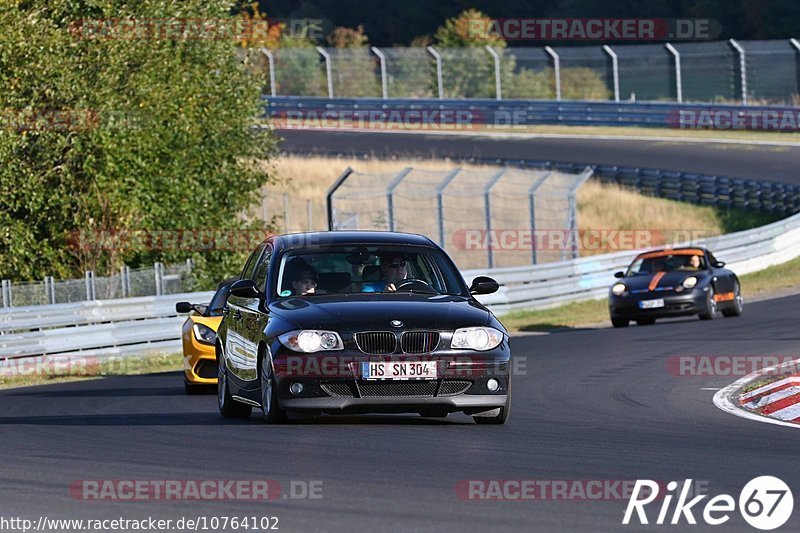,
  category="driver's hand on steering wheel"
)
[384,283,396,292]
